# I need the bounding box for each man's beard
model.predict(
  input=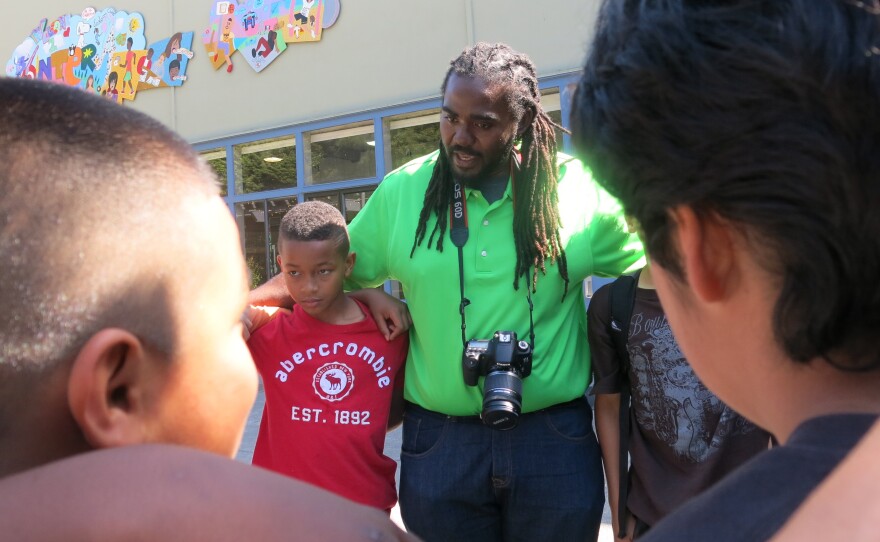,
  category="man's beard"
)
[445,135,516,185]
